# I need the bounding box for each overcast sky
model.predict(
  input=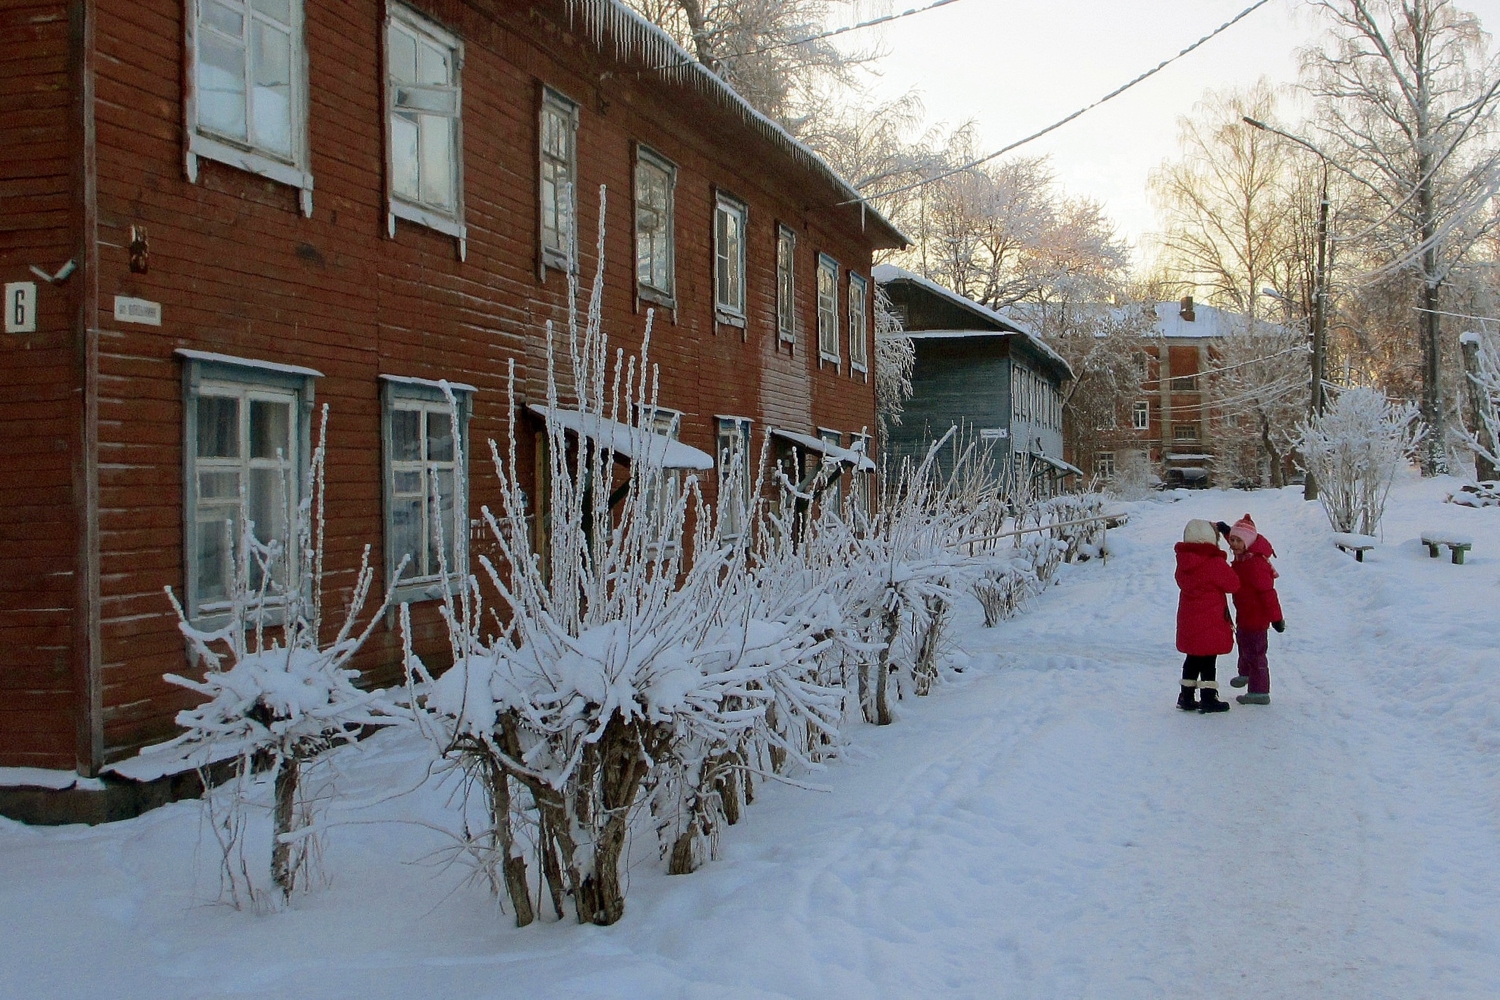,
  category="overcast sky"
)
[844,0,1500,265]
